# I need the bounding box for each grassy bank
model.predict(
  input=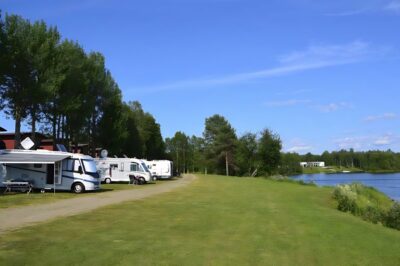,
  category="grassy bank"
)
[302,166,363,174]
[1,174,400,265]
[302,166,400,174]
[0,182,157,209]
